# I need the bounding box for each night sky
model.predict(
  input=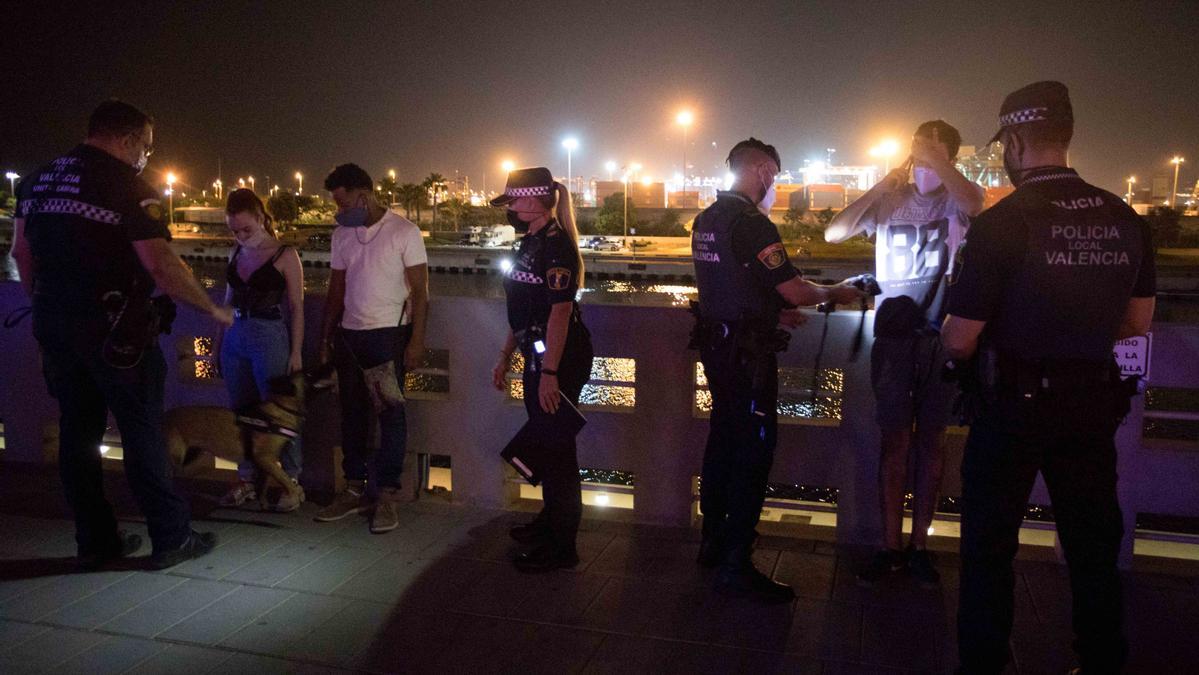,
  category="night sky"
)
[4,1,1197,197]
